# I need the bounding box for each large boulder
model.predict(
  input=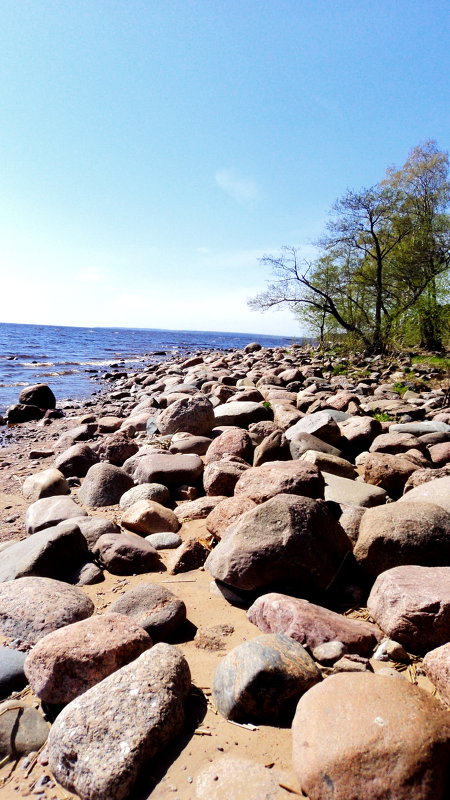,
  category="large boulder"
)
[109,582,186,641]
[367,565,450,653]
[322,472,388,508]
[54,443,99,478]
[96,433,139,467]
[212,633,321,724]
[25,495,87,535]
[157,395,215,436]
[292,672,450,800]
[78,463,134,507]
[423,643,450,705]
[0,520,89,583]
[205,494,351,593]
[93,533,160,575]
[19,383,56,409]
[354,502,450,576]
[24,613,152,704]
[22,468,70,502]
[70,516,121,550]
[234,461,324,504]
[7,403,44,424]
[47,644,191,800]
[204,428,253,465]
[248,592,381,655]
[0,577,94,645]
[130,453,203,488]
